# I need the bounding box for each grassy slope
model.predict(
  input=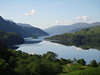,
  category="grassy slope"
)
[75,26,100,35]
[58,70,81,75]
